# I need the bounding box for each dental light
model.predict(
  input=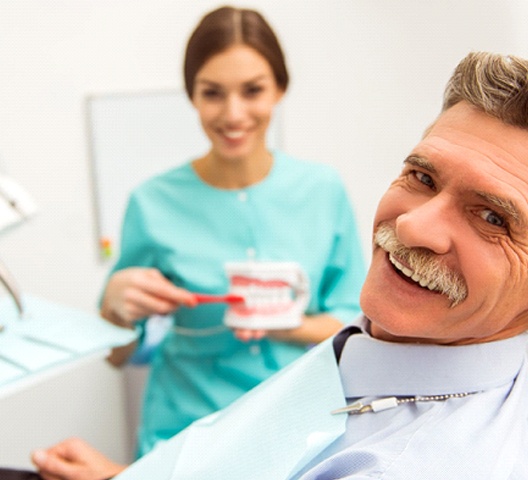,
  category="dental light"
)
[0,172,38,322]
